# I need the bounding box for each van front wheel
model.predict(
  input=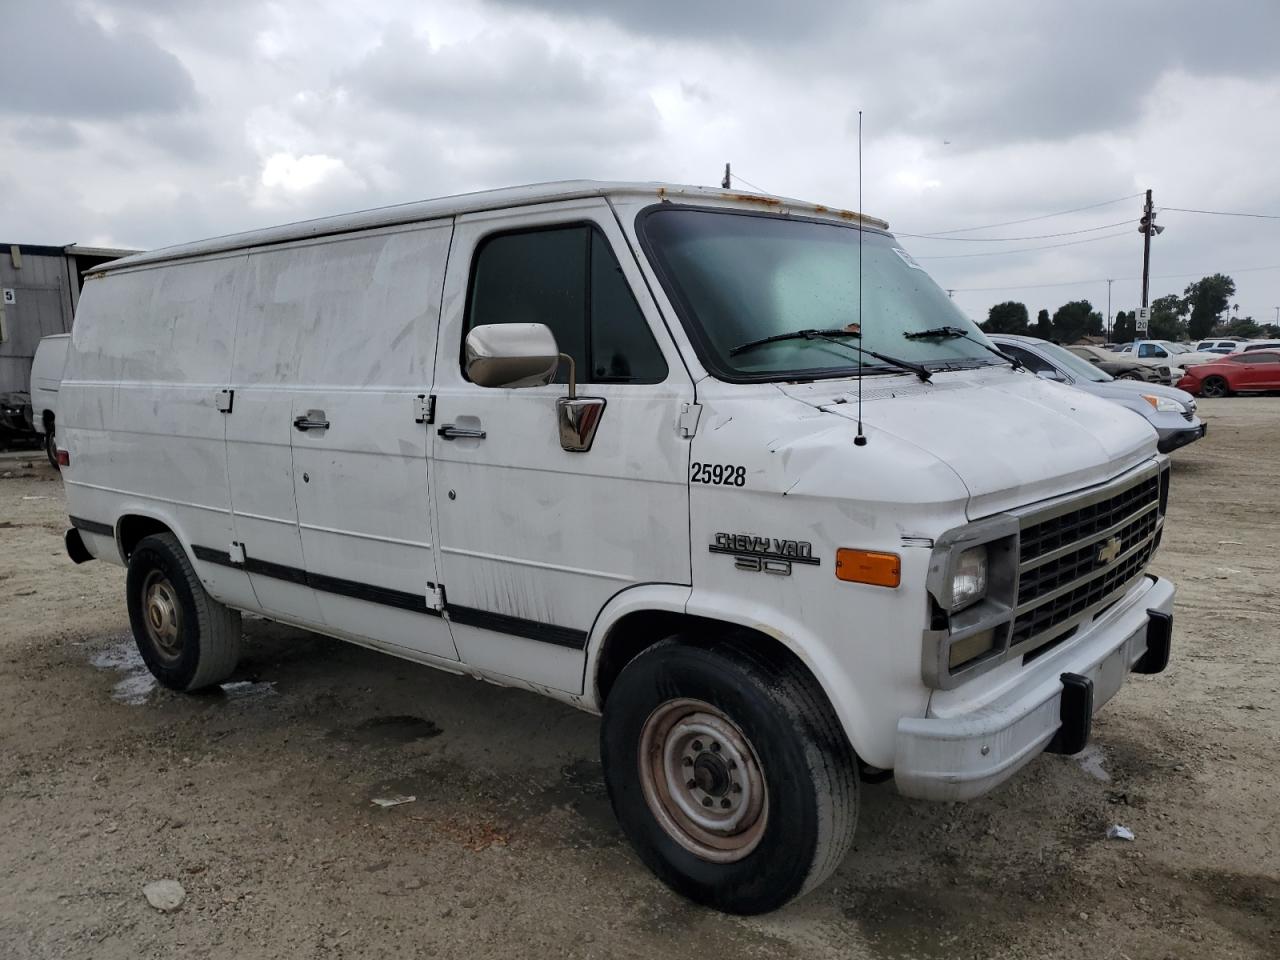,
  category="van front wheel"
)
[600,638,858,914]
[126,533,241,691]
